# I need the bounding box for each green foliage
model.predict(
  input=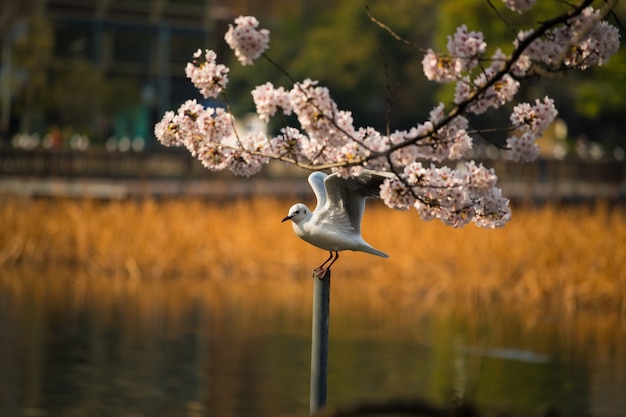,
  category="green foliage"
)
[225,0,624,145]
[431,0,626,145]
[226,0,441,131]
[9,13,145,139]
[48,59,104,130]
[12,13,55,133]
[433,0,574,53]
[8,1,625,146]
[575,49,626,117]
